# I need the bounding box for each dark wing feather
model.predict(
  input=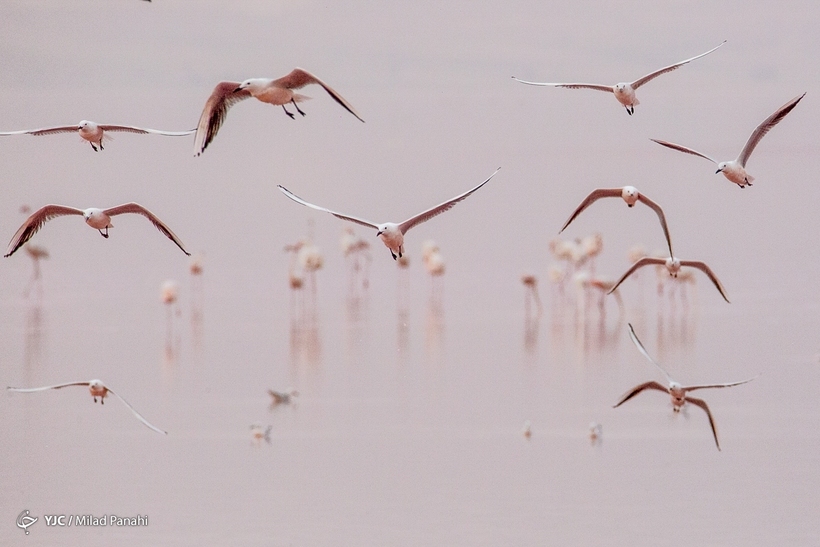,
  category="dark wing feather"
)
[559,188,623,234]
[397,168,500,234]
[5,204,84,257]
[684,396,720,450]
[737,93,805,167]
[102,203,190,255]
[612,380,668,408]
[679,260,730,303]
[194,81,251,156]
[636,193,673,256]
